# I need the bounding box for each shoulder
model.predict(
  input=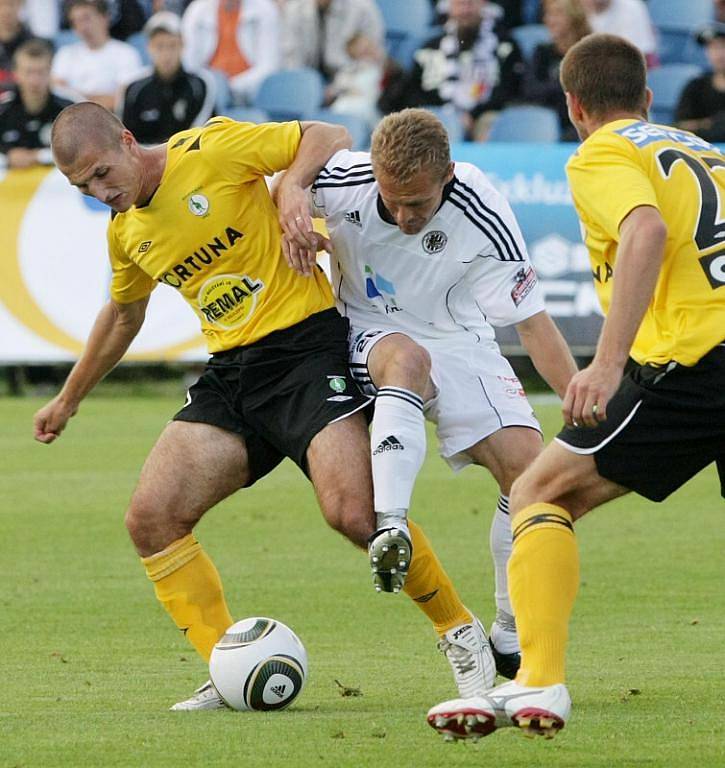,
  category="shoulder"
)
[122,67,155,98]
[314,149,375,190]
[448,162,504,217]
[0,89,18,119]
